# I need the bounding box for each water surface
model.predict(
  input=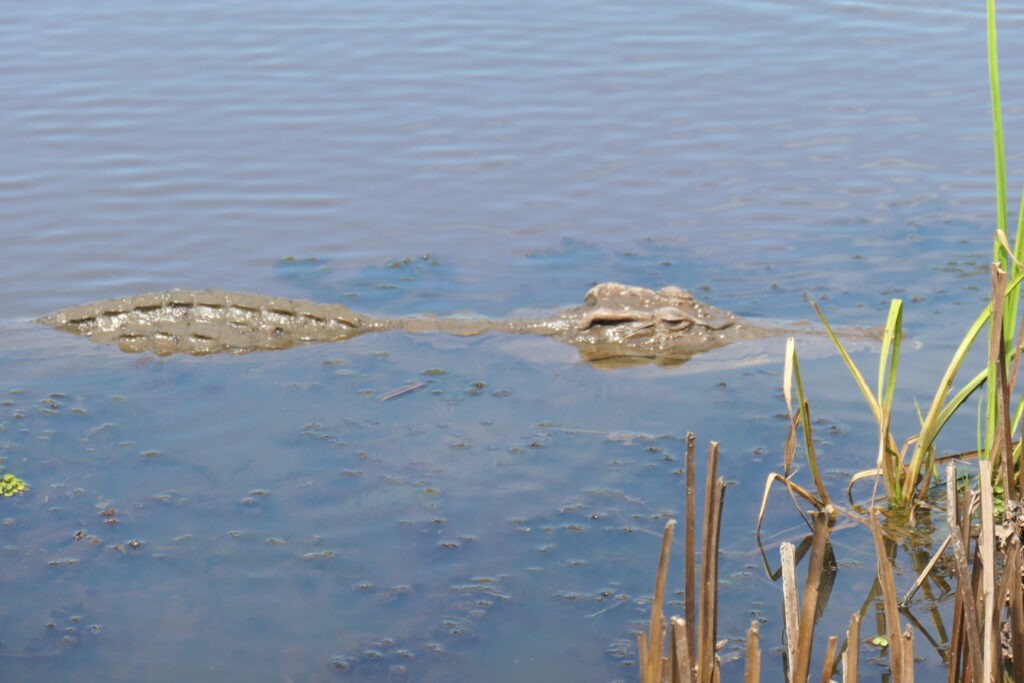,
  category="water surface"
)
[2,1,1022,680]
